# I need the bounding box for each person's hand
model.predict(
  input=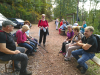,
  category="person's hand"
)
[41,27,43,29]
[30,37,34,40]
[82,44,89,50]
[26,41,30,44]
[69,43,72,47]
[14,50,21,54]
[45,27,47,29]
